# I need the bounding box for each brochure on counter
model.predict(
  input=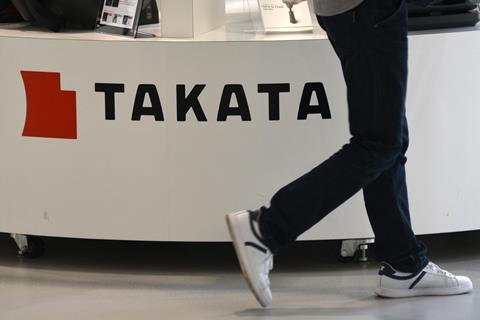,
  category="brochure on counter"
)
[100,0,138,29]
[258,0,313,33]
[96,0,152,38]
